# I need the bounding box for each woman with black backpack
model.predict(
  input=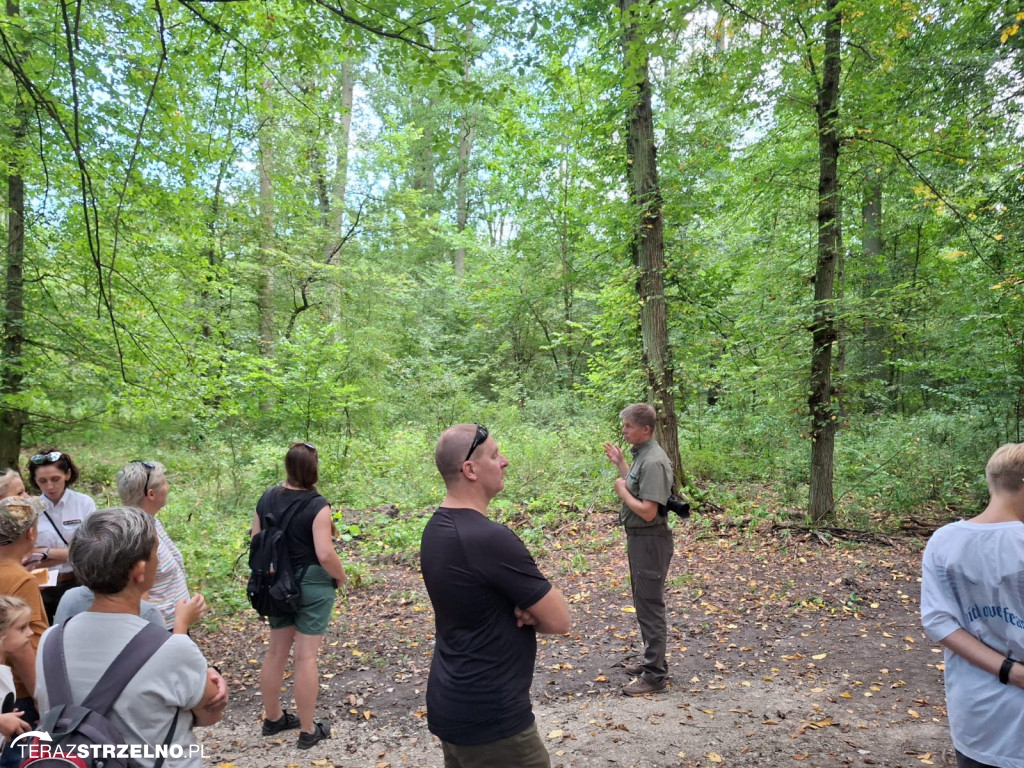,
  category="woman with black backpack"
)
[252,442,346,750]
